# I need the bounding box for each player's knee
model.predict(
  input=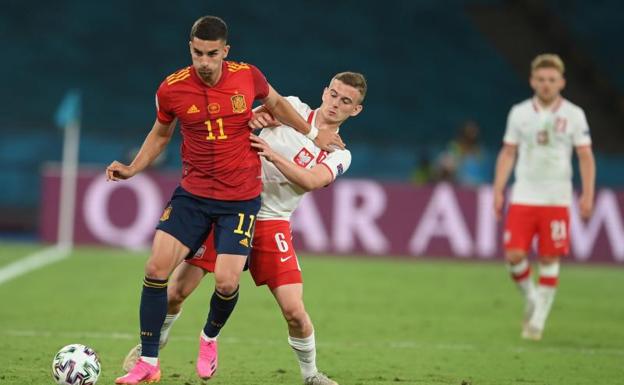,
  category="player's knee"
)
[167,285,188,308]
[282,305,308,330]
[214,272,240,295]
[539,255,560,264]
[144,259,169,280]
[505,250,526,264]
[215,280,239,296]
